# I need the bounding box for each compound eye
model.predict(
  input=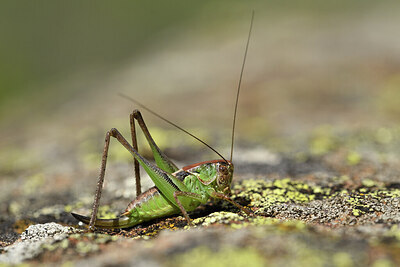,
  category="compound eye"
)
[219,165,229,175]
